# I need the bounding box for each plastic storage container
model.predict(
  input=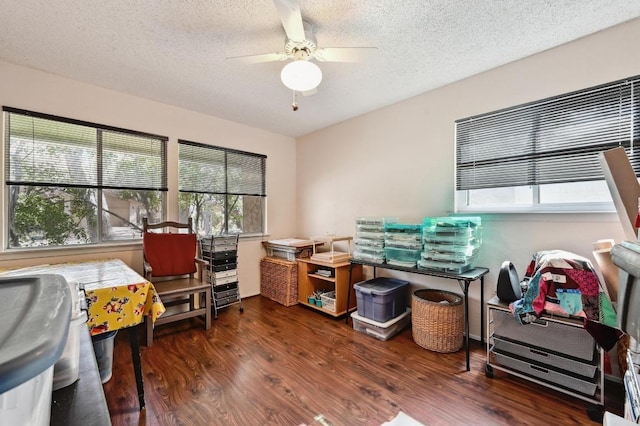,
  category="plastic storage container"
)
[0,274,71,426]
[53,310,88,390]
[422,216,481,231]
[352,249,386,263]
[355,217,399,226]
[418,258,476,274]
[92,330,118,383]
[384,223,423,233]
[384,247,422,268]
[422,247,478,263]
[351,308,411,341]
[421,216,482,273]
[353,237,385,248]
[355,231,386,241]
[384,238,423,250]
[354,277,409,322]
[355,223,385,233]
